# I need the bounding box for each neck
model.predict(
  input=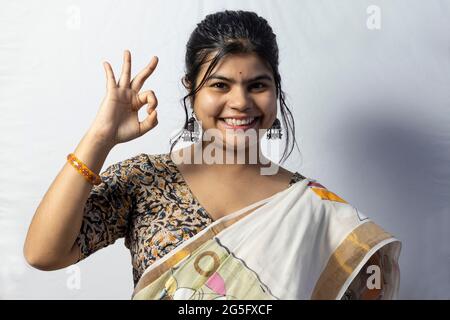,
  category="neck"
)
[170,141,283,178]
